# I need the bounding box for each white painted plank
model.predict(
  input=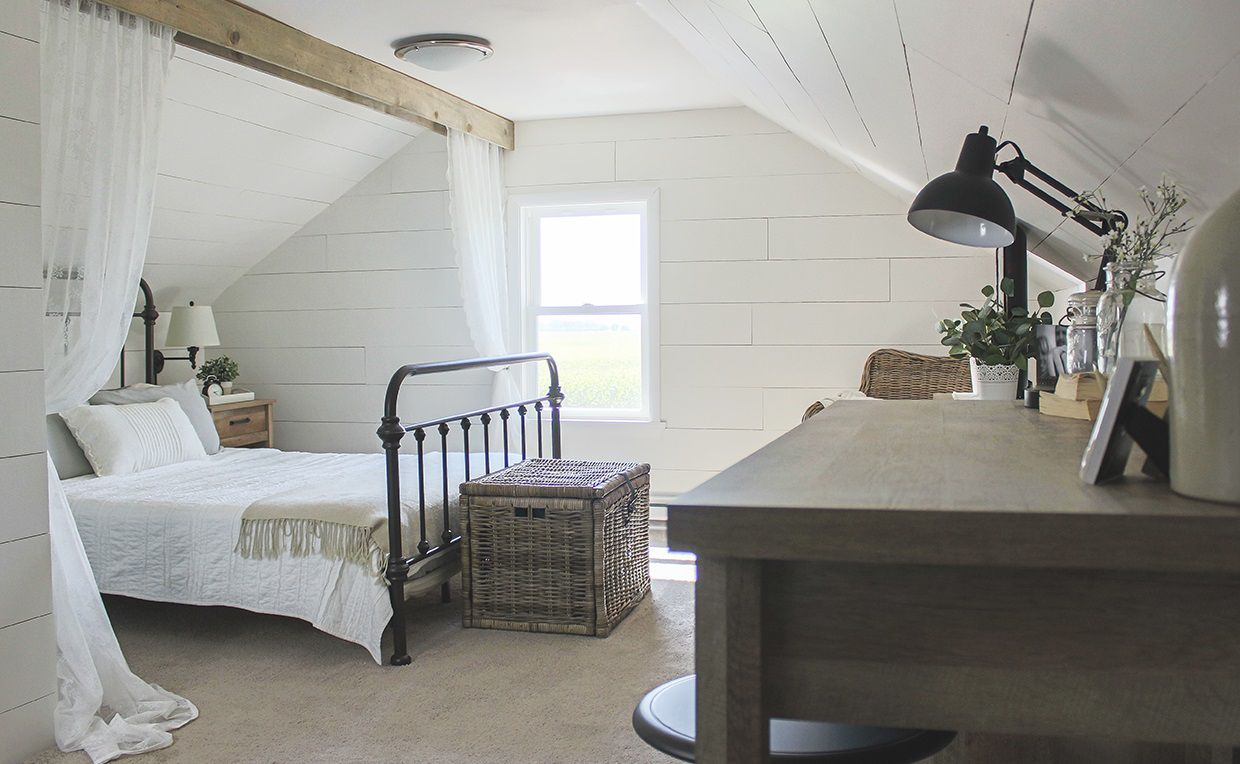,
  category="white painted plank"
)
[0,33,37,123]
[0,288,41,371]
[154,175,328,226]
[324,230,455,272]
[361,346,484,386]
[167,53,416,158]
[212,347,366,385]
[661,344,939,389]
[661,218,767,262]
[214,269,462,312]
[762,387,857,431]
[214,307,471,349]
[889,256,995,302]
[0,202,40,287]
[0,454,46,544]
[0,615,55,716]
[659,173,904,220]
[515,108,784,147]
[768,215,976,260]
[139,263,248,306]
[752,301,963,346]
[0,535,50,629]
[0,0,39,42]
[145,236,263,269]
[661,259,889,304]
[661,304,751,345]
[0,117,38,206]
[298,192,448,236]
[505,142,616,187]
[661,387,764,430]
[268,421,382,454]
[156,143,358,204]
[389,150,450,193]
[246,236,328,275]
[0,371,43,458]
[616,132,848,180]
[0,693,55,763]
